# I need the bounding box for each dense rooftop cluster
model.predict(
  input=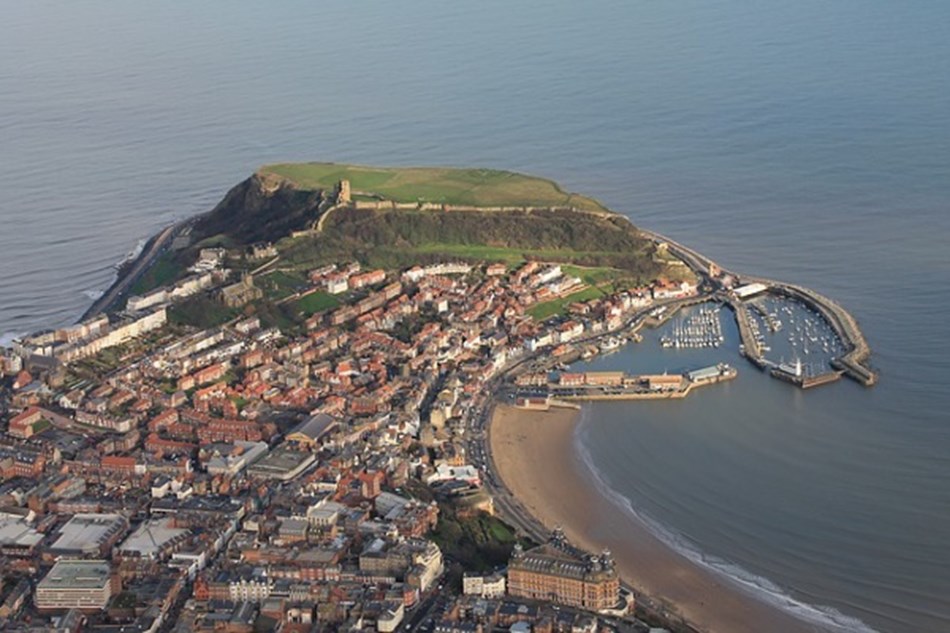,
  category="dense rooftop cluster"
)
[0,249,694,632]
